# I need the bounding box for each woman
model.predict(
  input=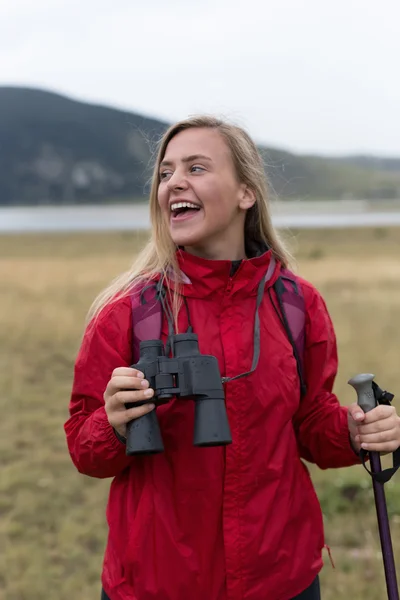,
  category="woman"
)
[65,116,400,600]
